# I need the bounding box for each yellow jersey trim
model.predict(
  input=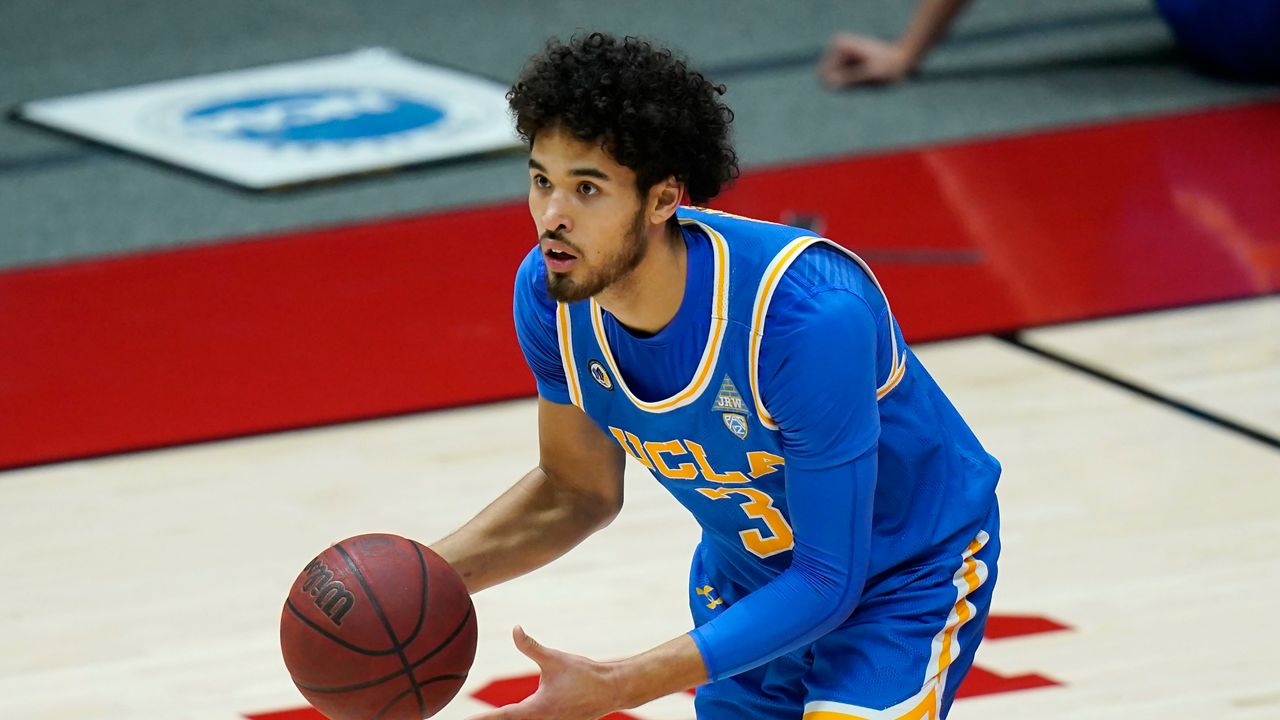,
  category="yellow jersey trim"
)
[587,218,730,413]
[928,530,991,680]
[749,237,908,431]
[555,302,583,409]
[803,679,940,719]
